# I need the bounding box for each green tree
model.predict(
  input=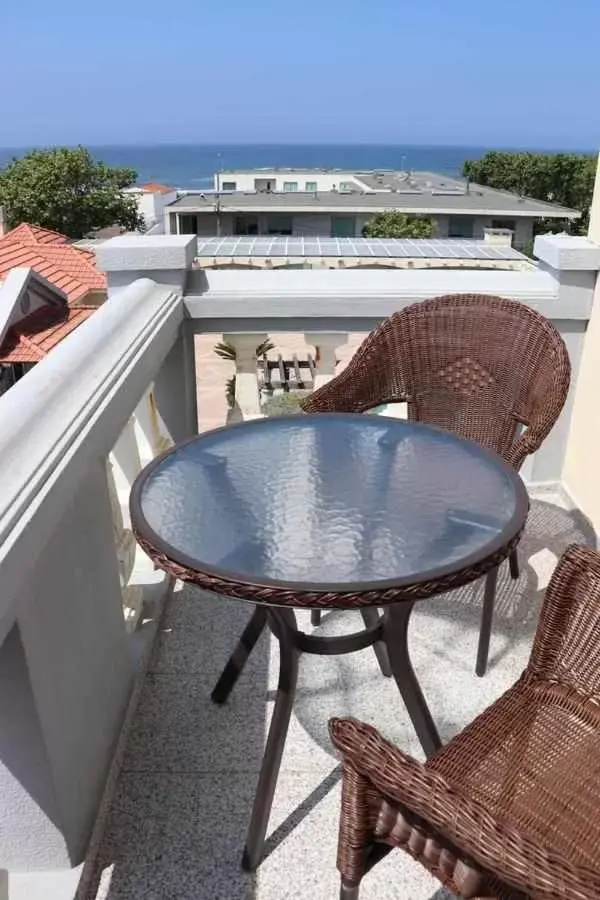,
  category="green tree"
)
[463,151,596,235]
[0,146,145,239]
[362,211,435,239]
